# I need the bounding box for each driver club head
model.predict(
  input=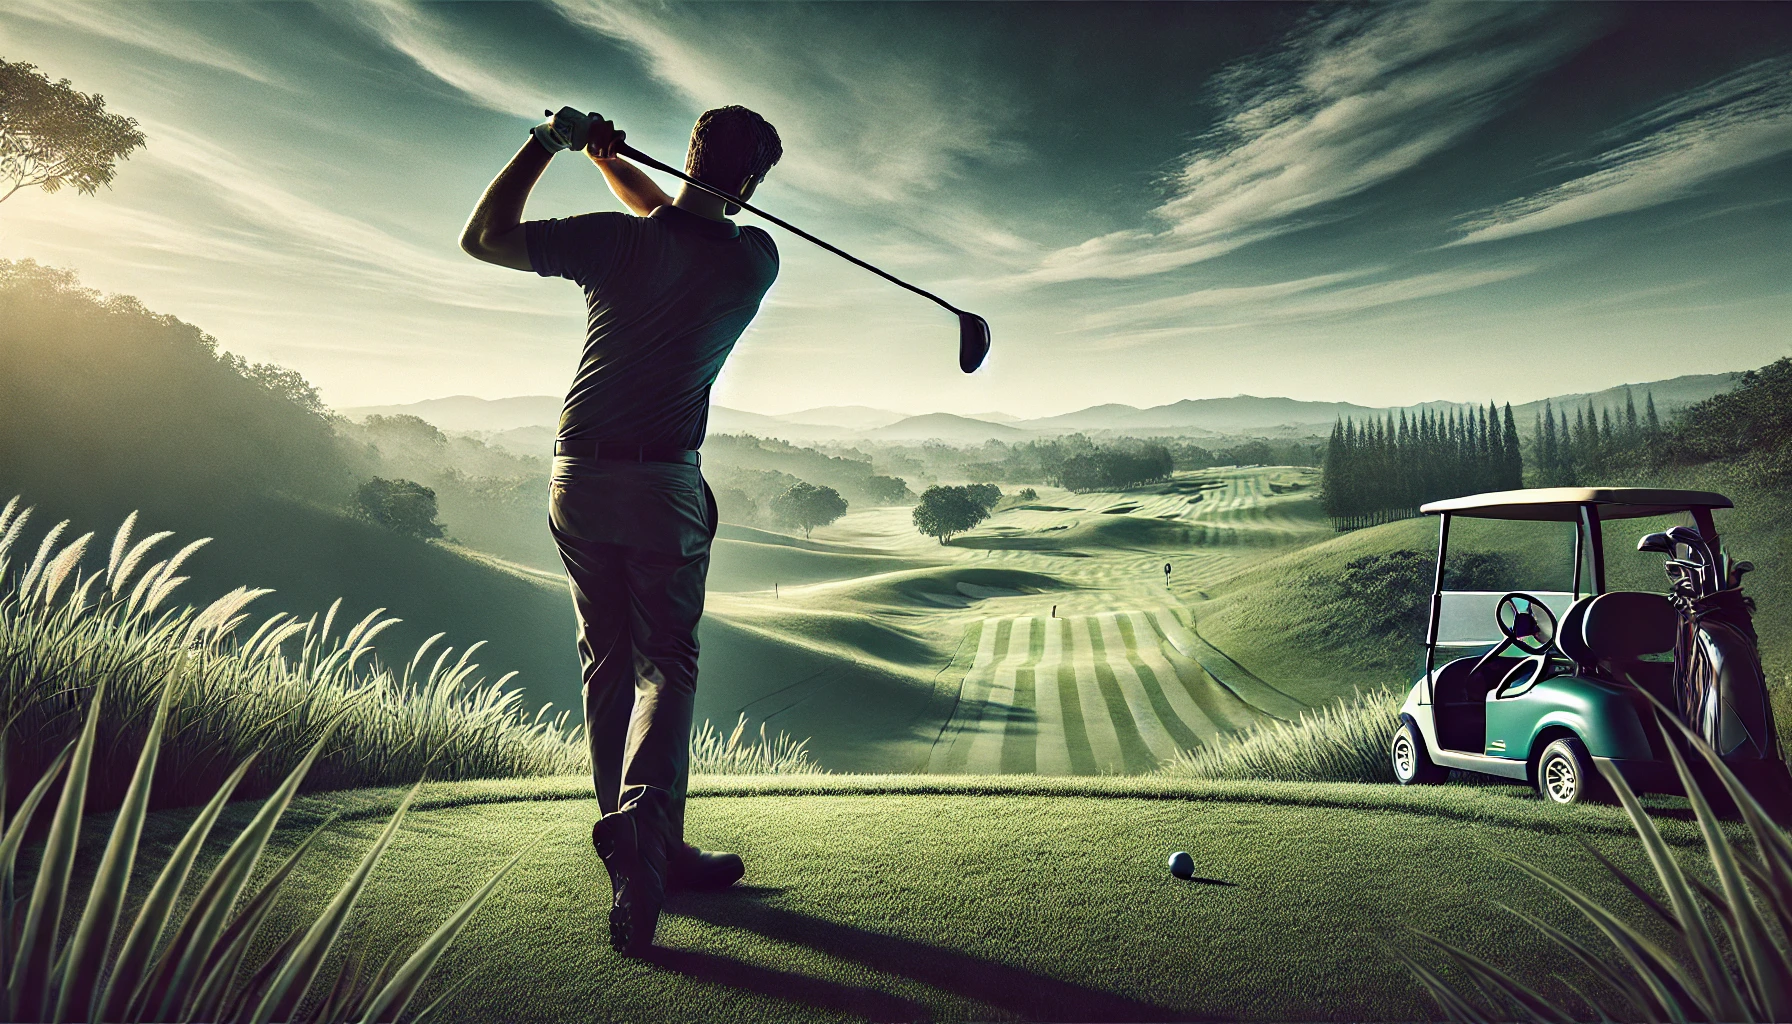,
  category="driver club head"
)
[1637,531,1673,555]
[958,312,991,374]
